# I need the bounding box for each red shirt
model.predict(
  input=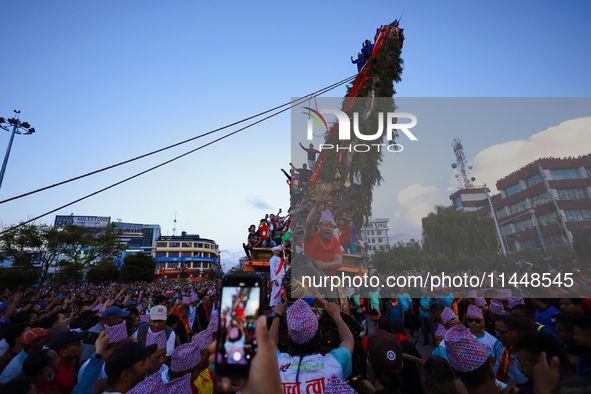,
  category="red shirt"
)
[304,232,342,275]
[259,225,269,241]
[54,364,75,394]
[32,378,61,394]
[339,224,351,245]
